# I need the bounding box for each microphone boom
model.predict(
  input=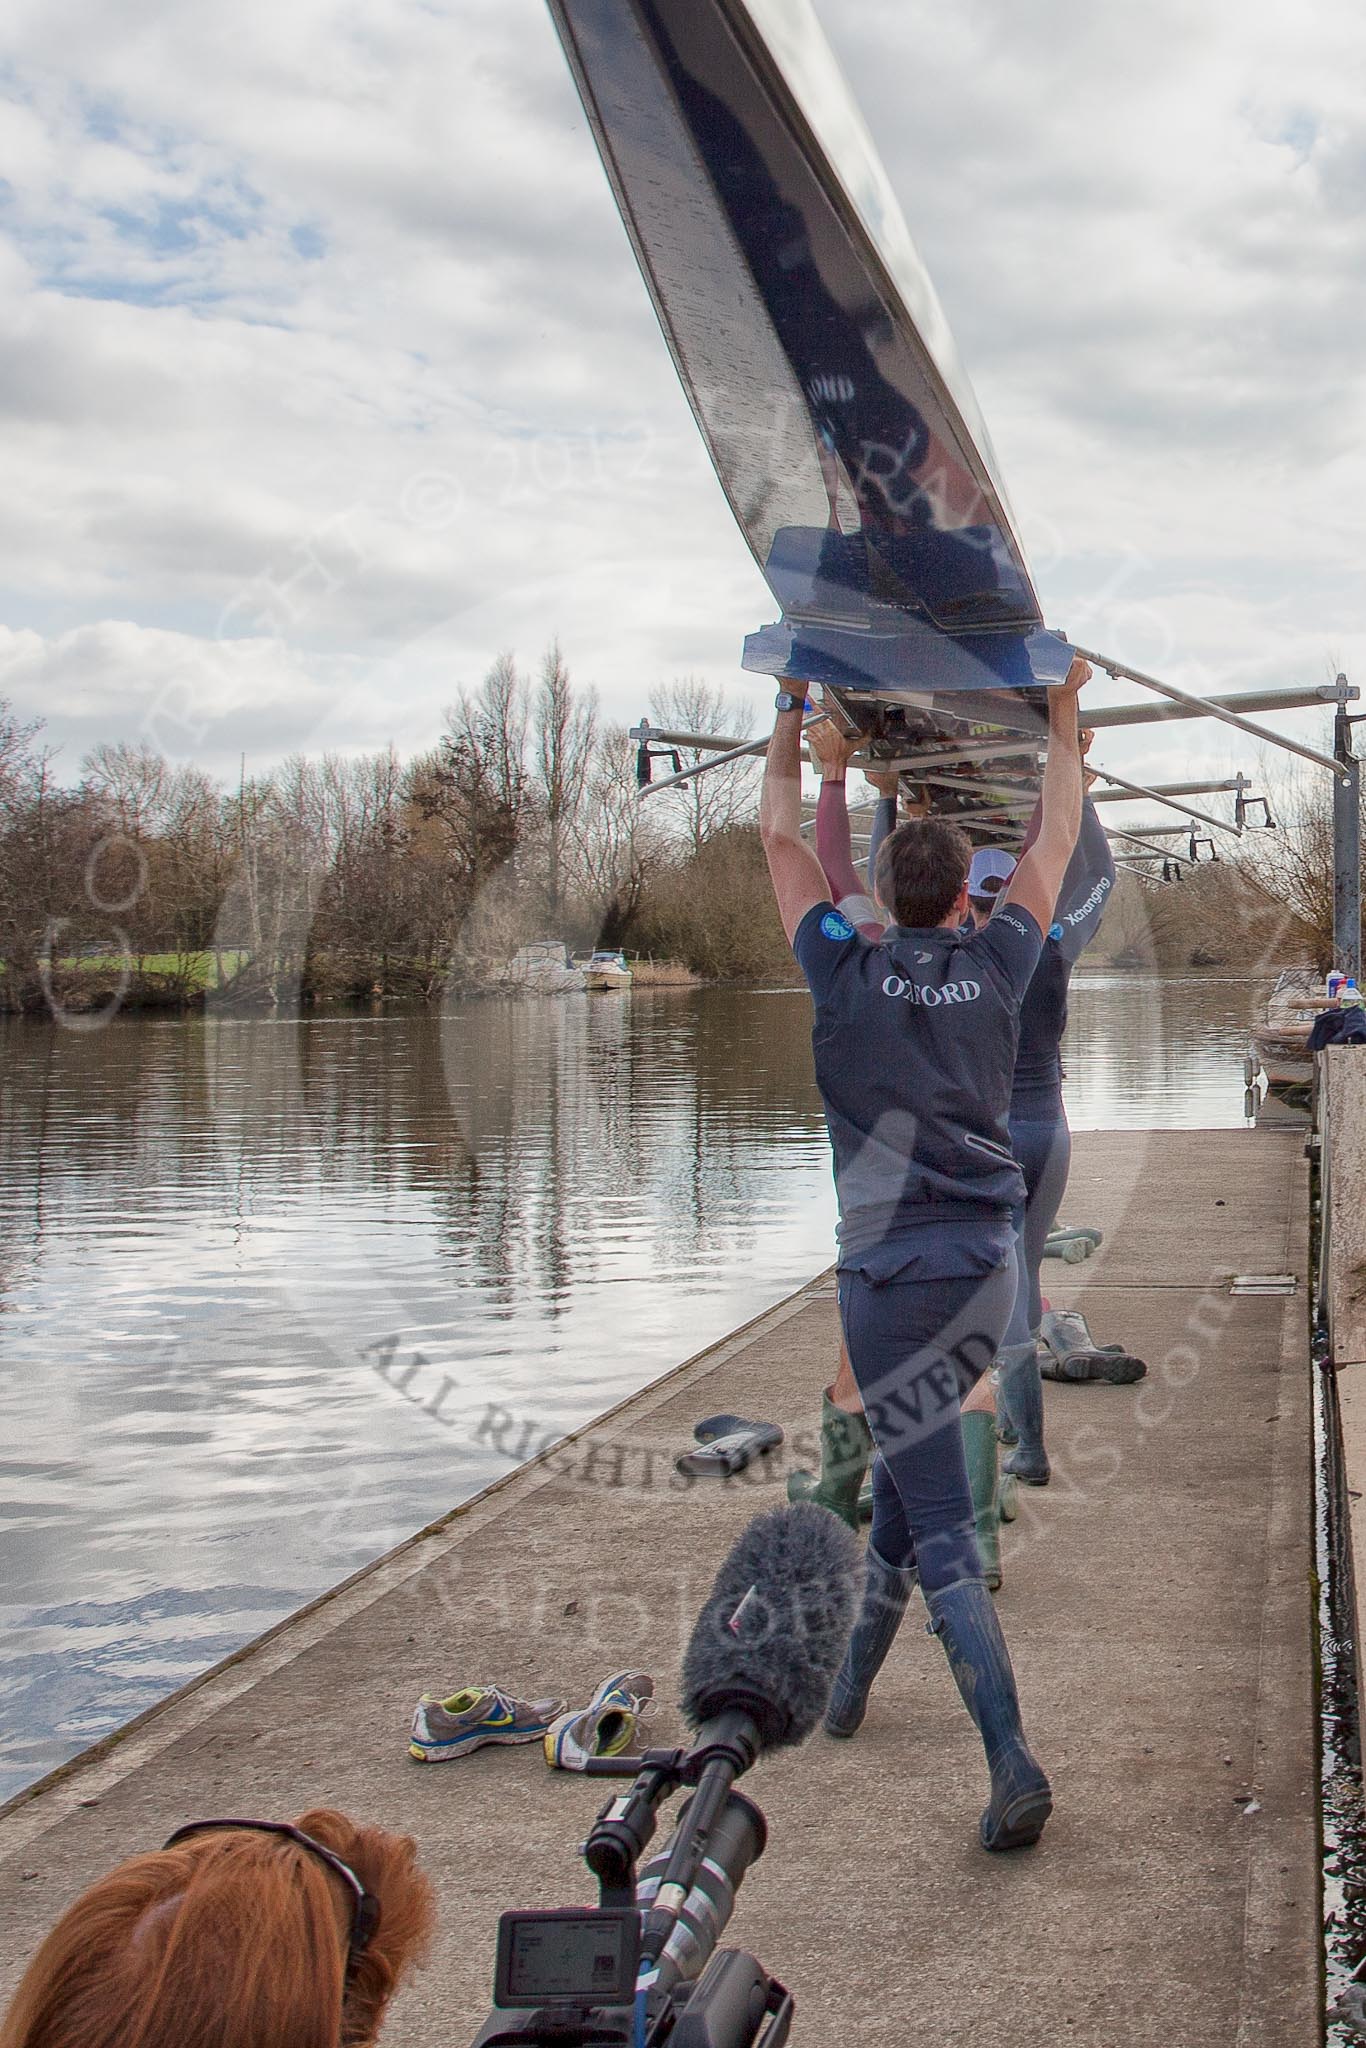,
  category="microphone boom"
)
[680,1503,862,1752]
